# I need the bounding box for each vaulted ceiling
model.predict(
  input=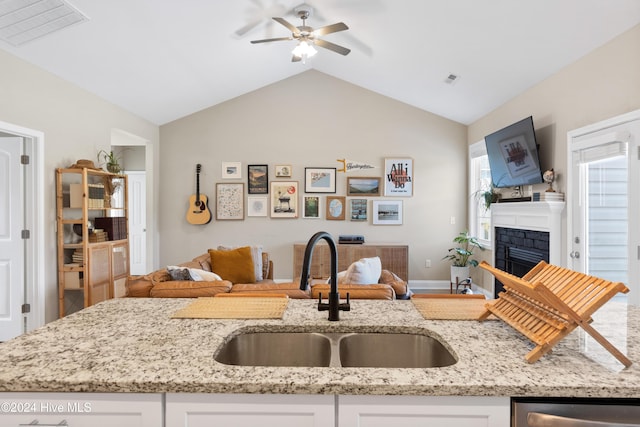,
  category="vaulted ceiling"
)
[2,0,639,125]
